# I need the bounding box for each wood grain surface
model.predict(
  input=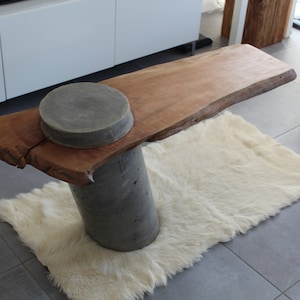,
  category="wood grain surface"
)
[0,44,296,185]
[222,0,292,48]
